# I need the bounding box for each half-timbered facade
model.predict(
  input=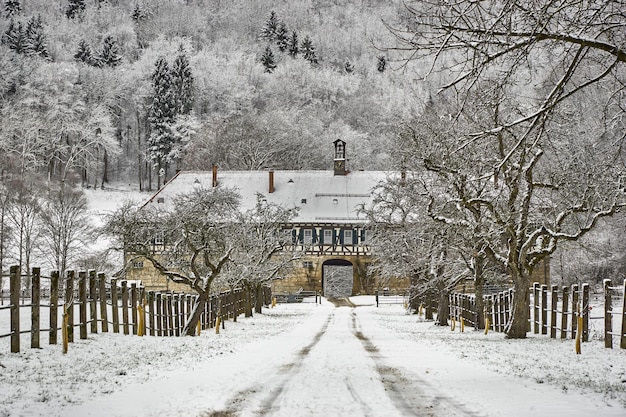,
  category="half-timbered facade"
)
[127,140,407,296]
